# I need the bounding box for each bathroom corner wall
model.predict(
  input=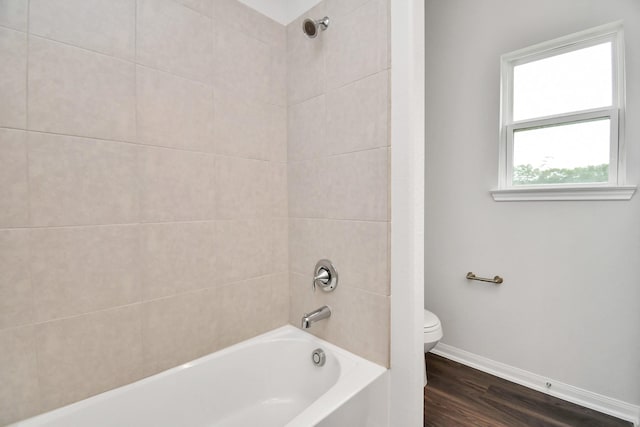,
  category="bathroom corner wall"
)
[425,0,640,408]
[287,0,392,367]
[0,0,288,423]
